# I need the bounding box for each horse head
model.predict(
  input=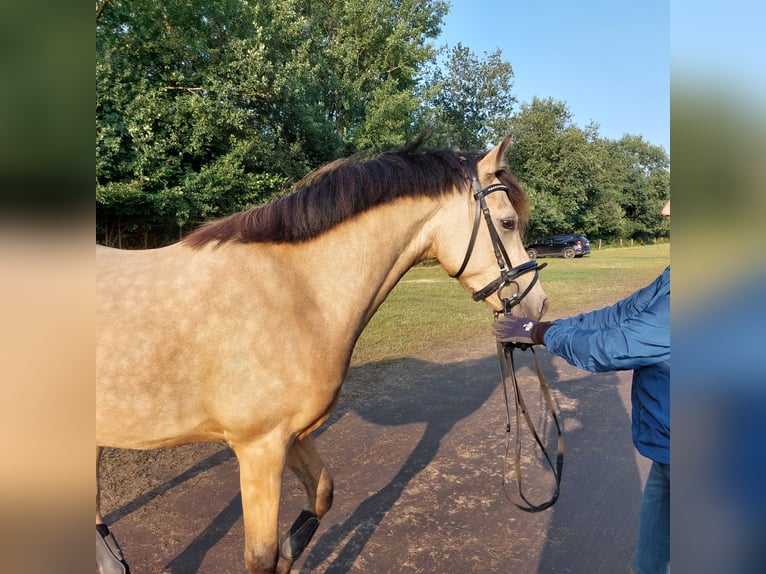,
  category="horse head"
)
[439,136,548,320]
